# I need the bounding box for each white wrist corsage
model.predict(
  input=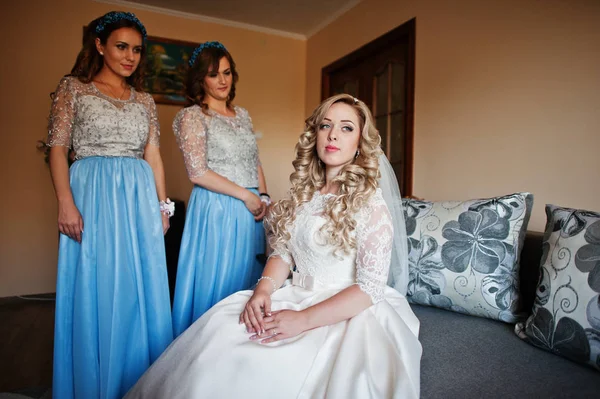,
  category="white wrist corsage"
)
[159,198,175,218]
[259,193,272,206]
